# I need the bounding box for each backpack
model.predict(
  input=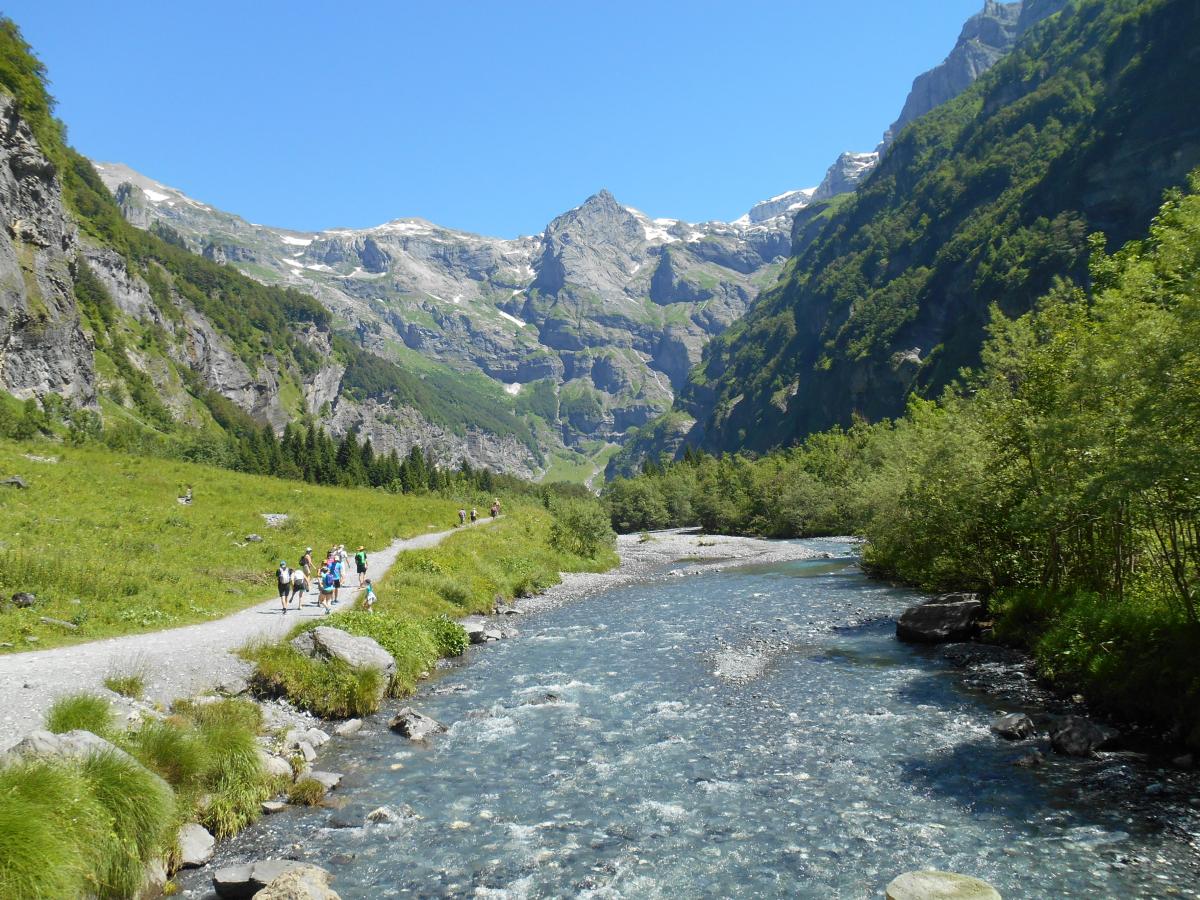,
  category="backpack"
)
[323,571,336,589]
[277,566,290,585]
